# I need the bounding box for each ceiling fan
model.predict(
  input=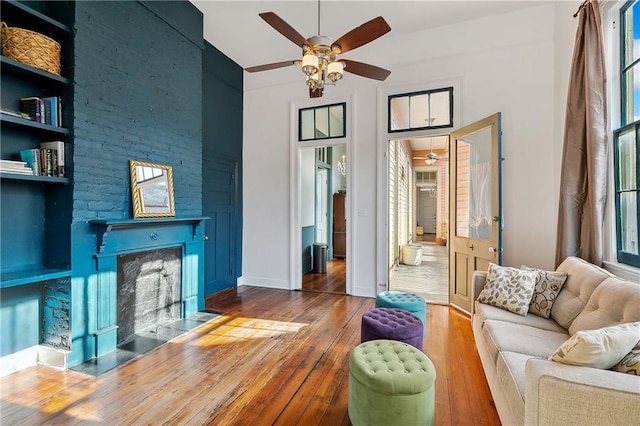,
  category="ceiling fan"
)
[245,2,392,98]
[413,140,449,165]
